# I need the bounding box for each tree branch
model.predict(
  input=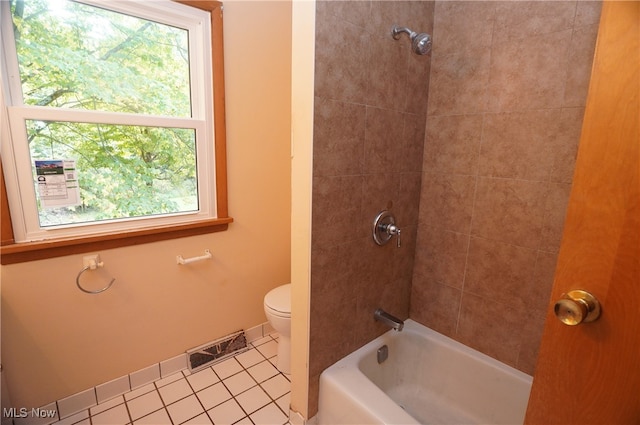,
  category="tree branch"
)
[101,22,152,61]
[37,88,75,106]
